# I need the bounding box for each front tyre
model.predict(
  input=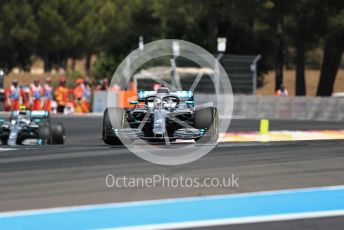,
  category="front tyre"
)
[194,107,219,143]
[38,123,52,144]
[103,107,123,145]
